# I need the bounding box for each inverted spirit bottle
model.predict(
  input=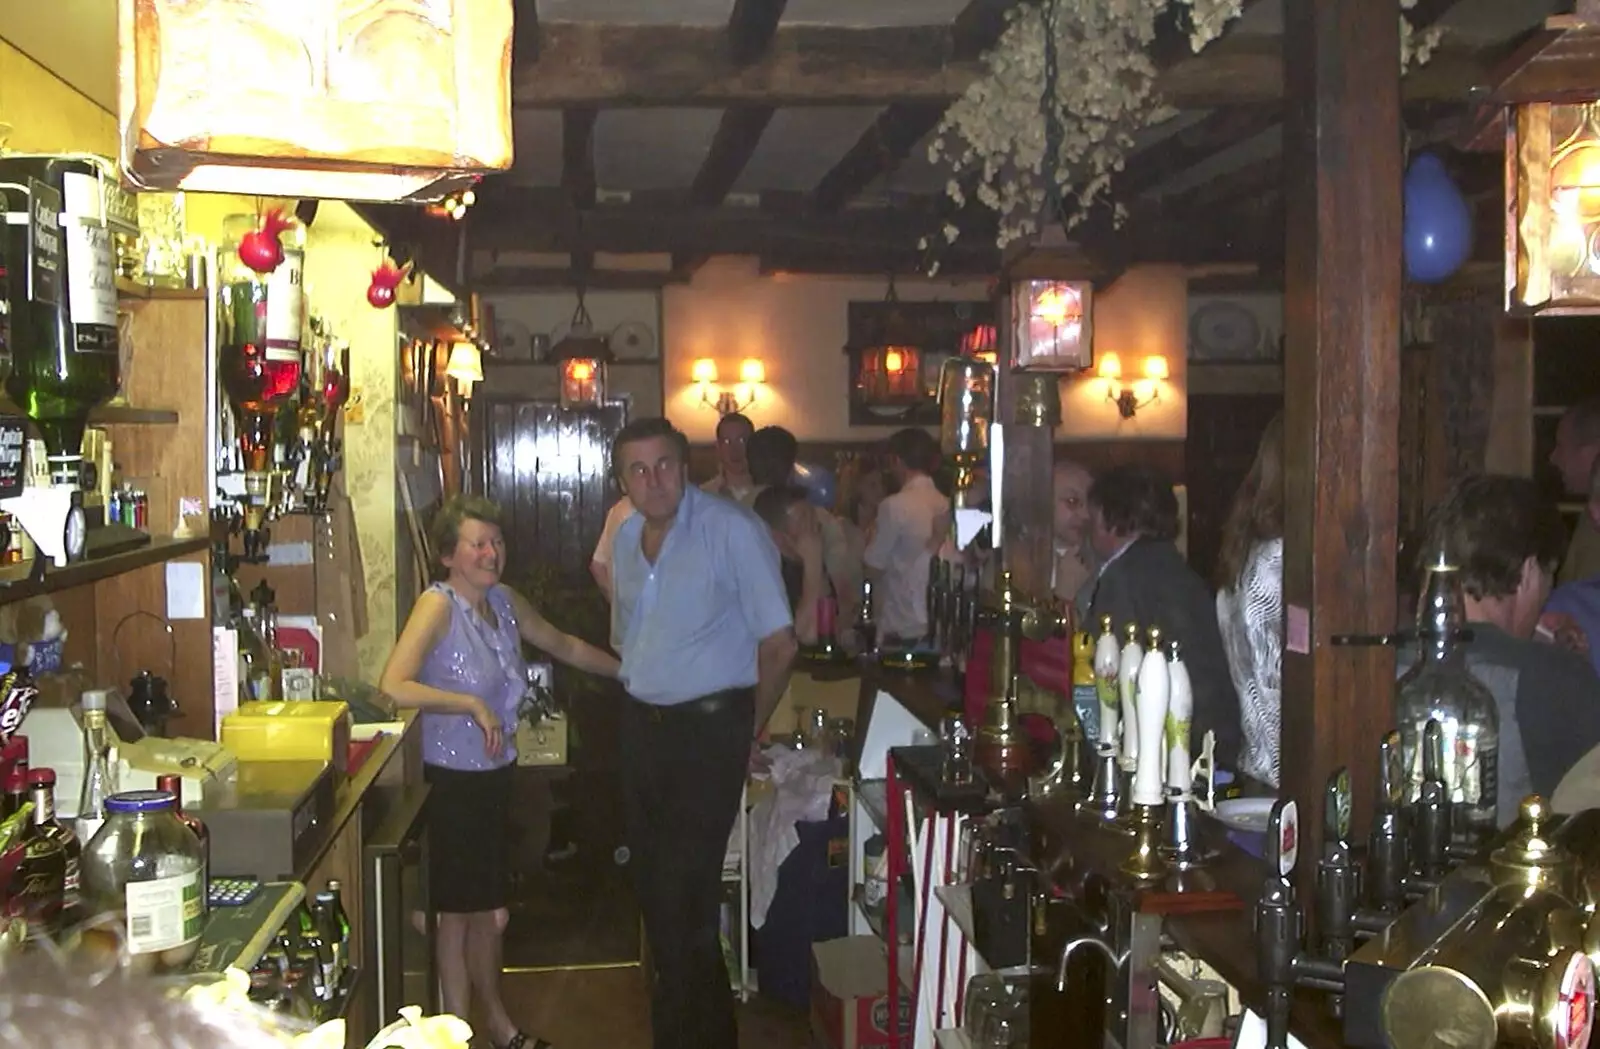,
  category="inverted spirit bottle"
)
[1397,551,1500,841]
[0,156,130,486]
[218,214,304,559]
